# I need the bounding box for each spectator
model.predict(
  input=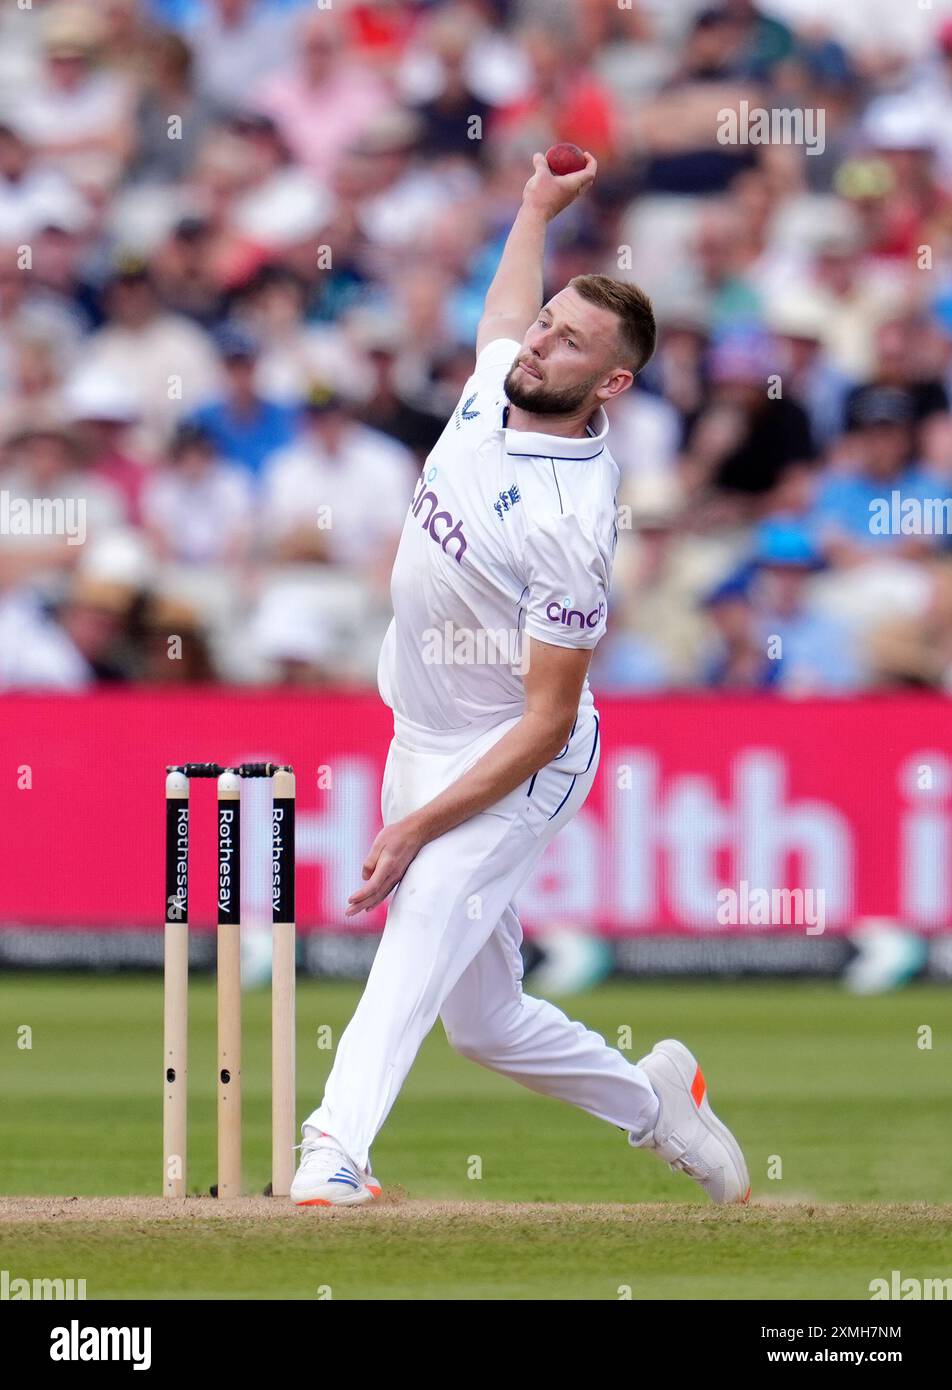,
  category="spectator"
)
[0,421,125,580]
[843,313,949,433]
[186,0,295,110]
[689,202,764,331]
[141,421,253,563]
[346,109,465,255]
[809,386,948,563]
[348,315,445,461]
[0,244,86,394]
[139,592,214,683]
[747,519,863,692]
[0,573,135,689]
[866,558,952,688]
[0,0,950,692]
[593,475,695,690]
[238,265,364,403]
[261,382,414,571]
[682,325,816,506]
[10,2,132,184]
[63,365,149,526]
[767,295,854,451]
[128,30,216,185]
[408,8,494,164]
[247,577,338,686]
[148,217,225,328]
[493,23,619,164]
[633,9,761,196]
[253,8,392,182]
[0,582,92,688]
[54,573,137,682]
[189,323,298,478]
[700,566,772,689]
[83,259,220,454]
[0,124,88,243]
[806,383,945,561]
[0,337,64,444]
